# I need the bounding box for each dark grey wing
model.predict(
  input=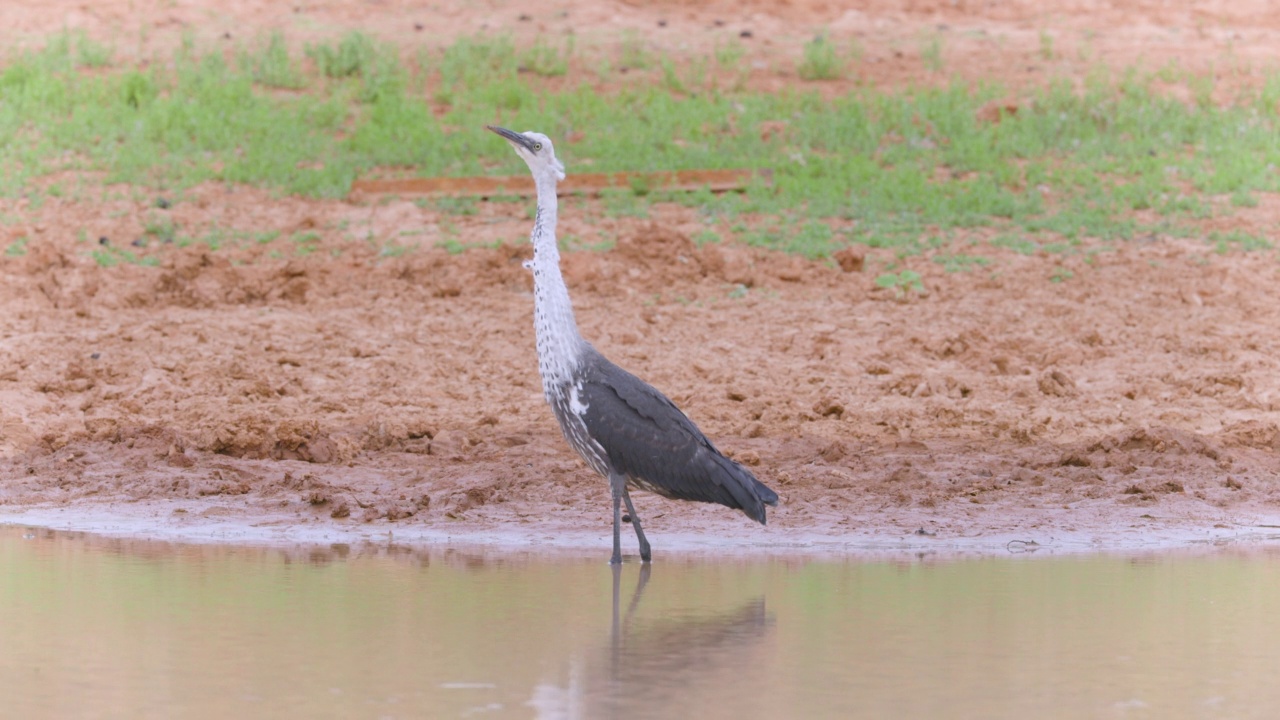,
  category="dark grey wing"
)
[577,348,778,524]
